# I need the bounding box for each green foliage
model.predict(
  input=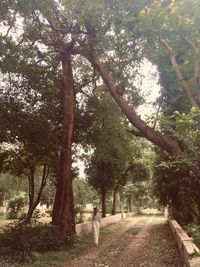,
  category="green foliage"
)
[2,0,200,237]
[153,109,200,224]
[19,209,41,225]
[7,193,27,219]
[138,0,200,113]
[74,205,84,224]
[0,221,65,262]
[0,170,29,204]
[73,178,96,205]
[73,178,97,223]
[185,224,200,248]
[0,187,6,206]
[85,91,142,184]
